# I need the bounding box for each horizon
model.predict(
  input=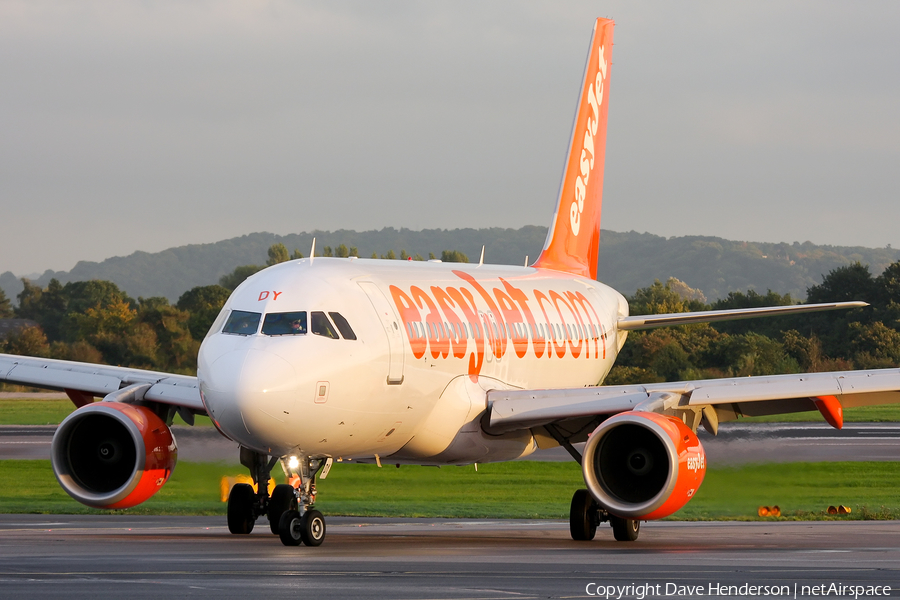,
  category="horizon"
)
[5,224,897,281]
